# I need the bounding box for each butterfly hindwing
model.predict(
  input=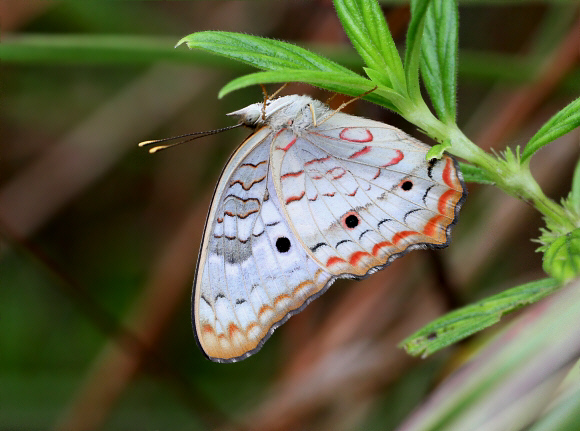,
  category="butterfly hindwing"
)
[194,128,332,362]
